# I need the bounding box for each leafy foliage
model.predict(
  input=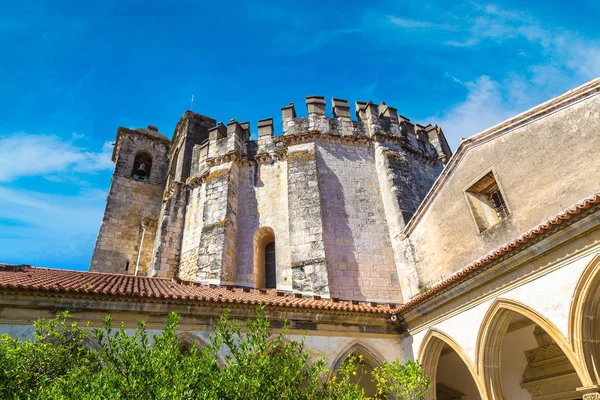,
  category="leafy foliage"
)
[0,307,429,399]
